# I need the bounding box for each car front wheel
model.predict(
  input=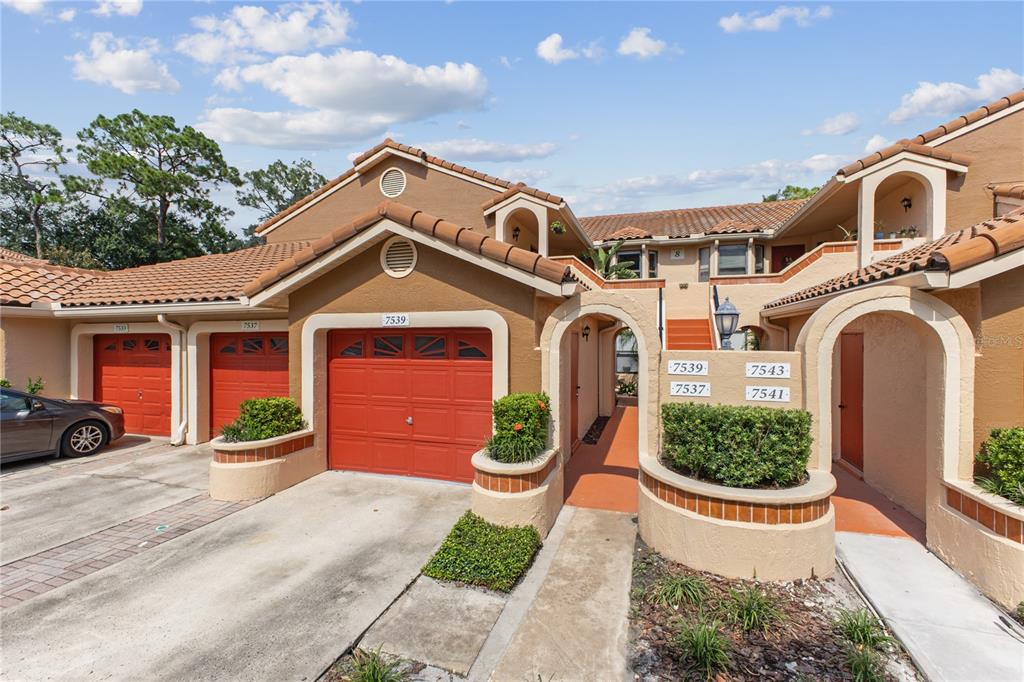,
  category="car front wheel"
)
[61,421,107,458]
